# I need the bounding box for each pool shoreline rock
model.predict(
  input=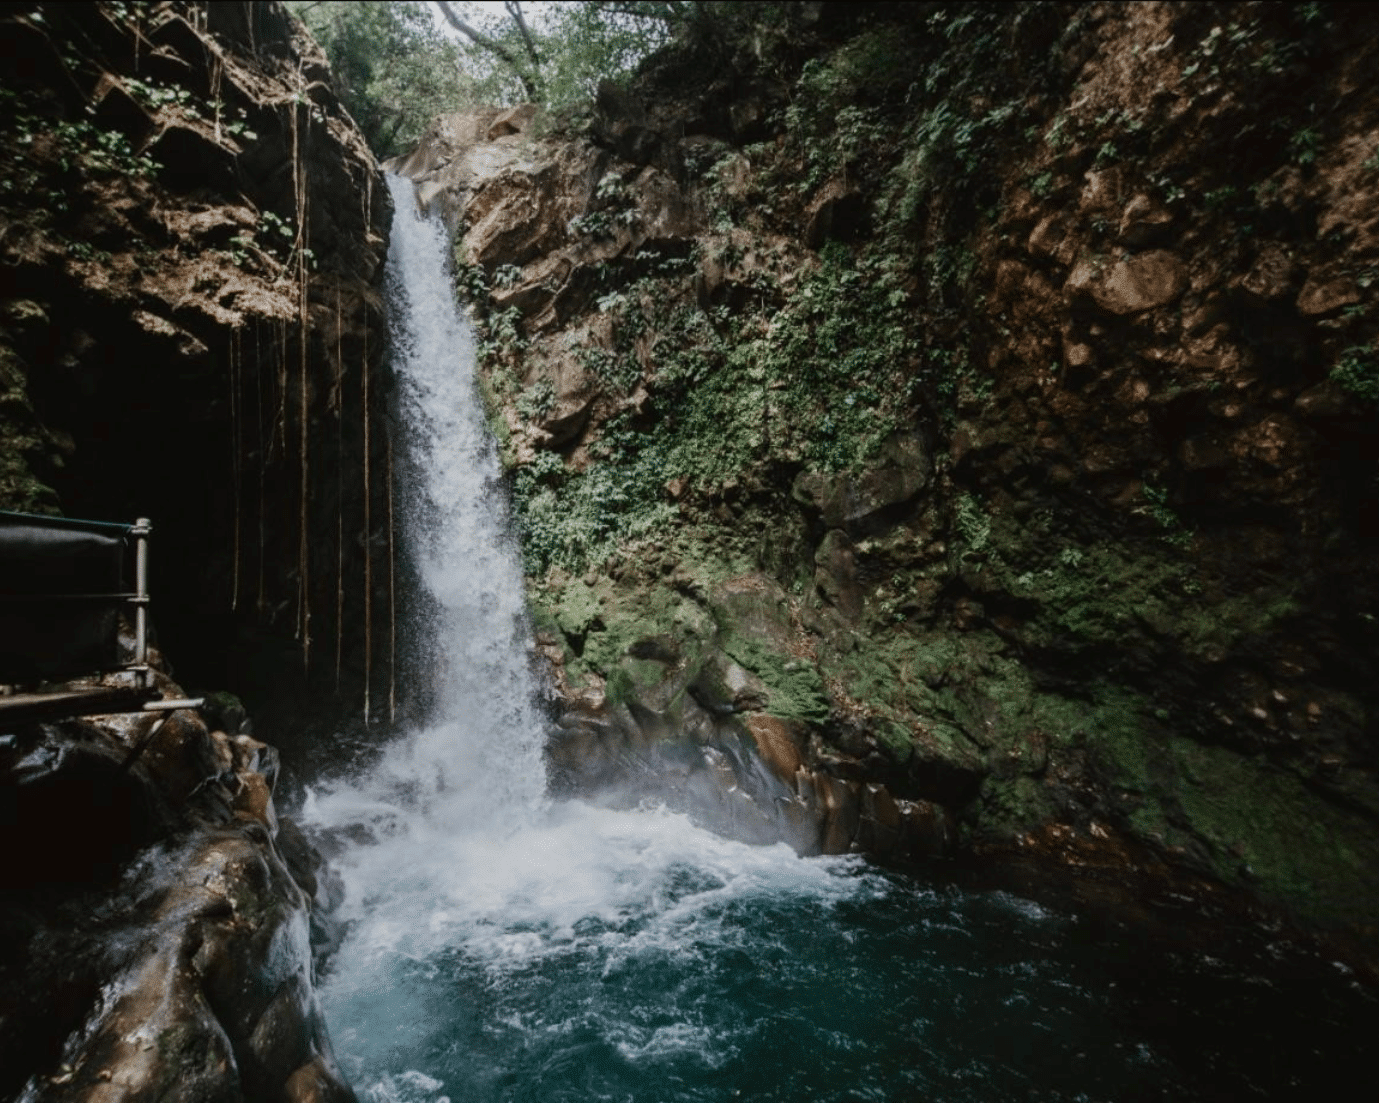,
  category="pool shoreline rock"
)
[1,668,354,1102]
